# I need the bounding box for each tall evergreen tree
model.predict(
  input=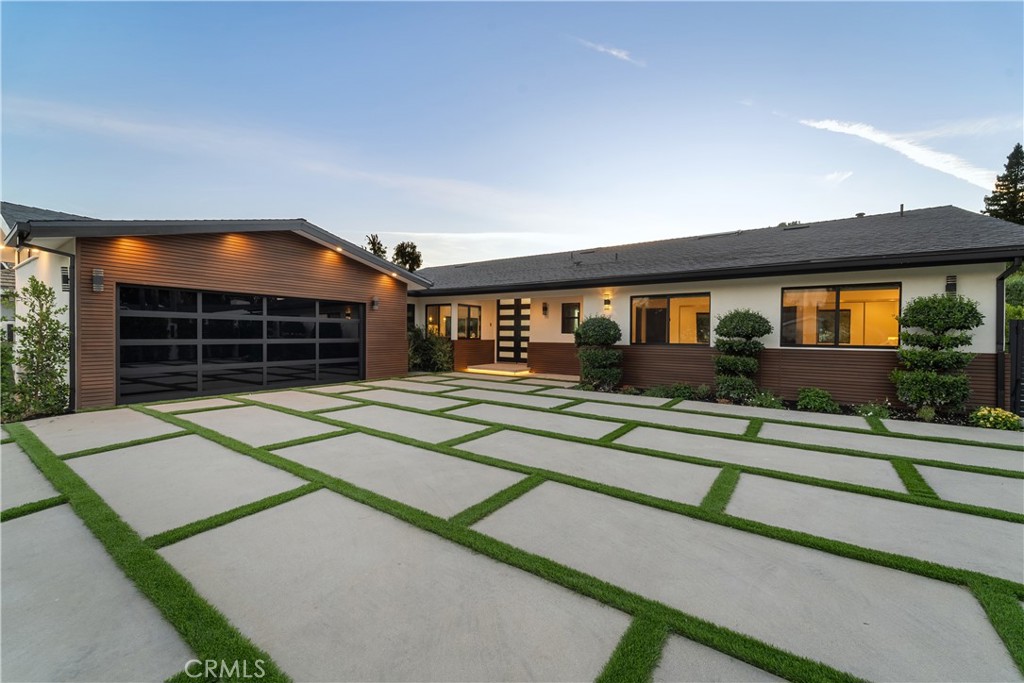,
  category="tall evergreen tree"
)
[365,233,387,258]
[983,142,1024,225]
[392,241,423,272]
